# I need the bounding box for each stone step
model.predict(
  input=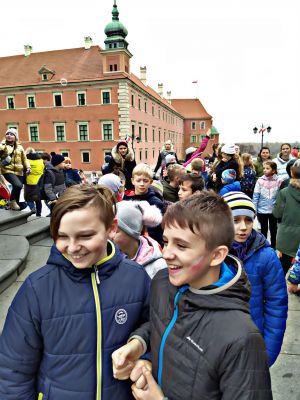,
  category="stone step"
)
[0,236,29,294]
[0,209,32,232]
[0,217,50,245]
